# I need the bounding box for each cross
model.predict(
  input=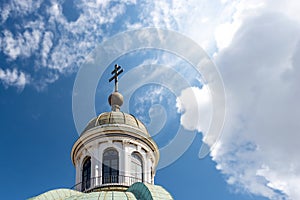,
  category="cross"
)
[109,64,124,92]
